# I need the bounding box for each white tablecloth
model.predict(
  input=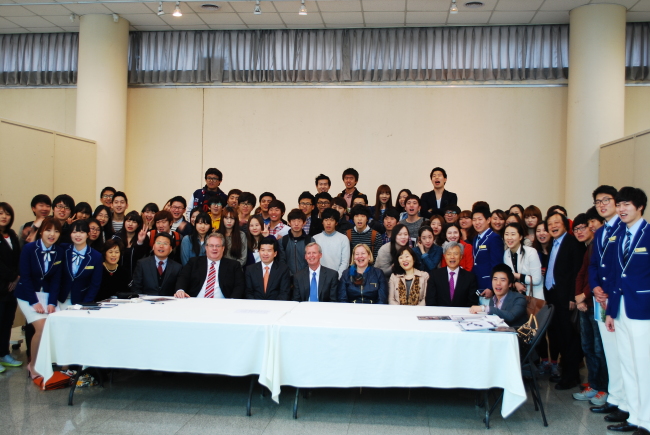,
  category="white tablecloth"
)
[258,303,526,418]
[35,299,299,384]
